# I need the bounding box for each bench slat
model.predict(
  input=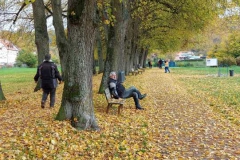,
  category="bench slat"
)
[104,88,125,115]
